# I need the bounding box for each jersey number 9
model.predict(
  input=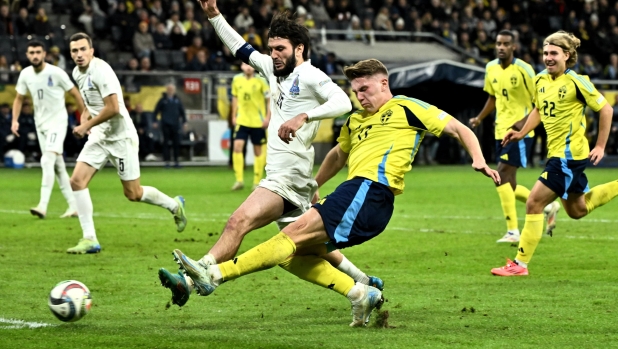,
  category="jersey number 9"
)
[502,89,509,101]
